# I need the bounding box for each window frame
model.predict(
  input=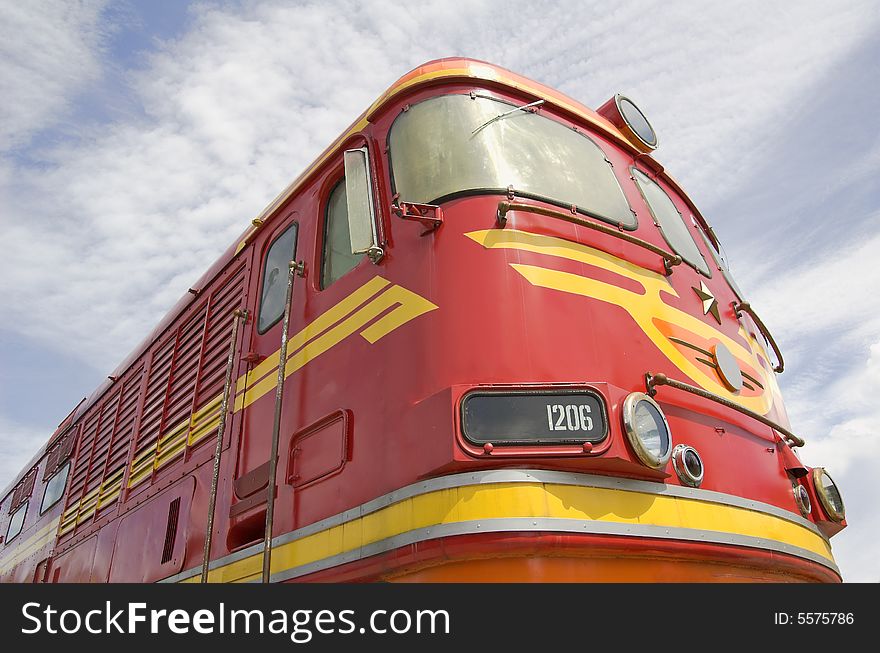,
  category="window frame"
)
[39,460,71,515]
[630,166,711,277]
[5,500,28,545]
[386,91,638,231]
[256,221,300,334]
[696,222,745,301]
[320,175,362,290]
